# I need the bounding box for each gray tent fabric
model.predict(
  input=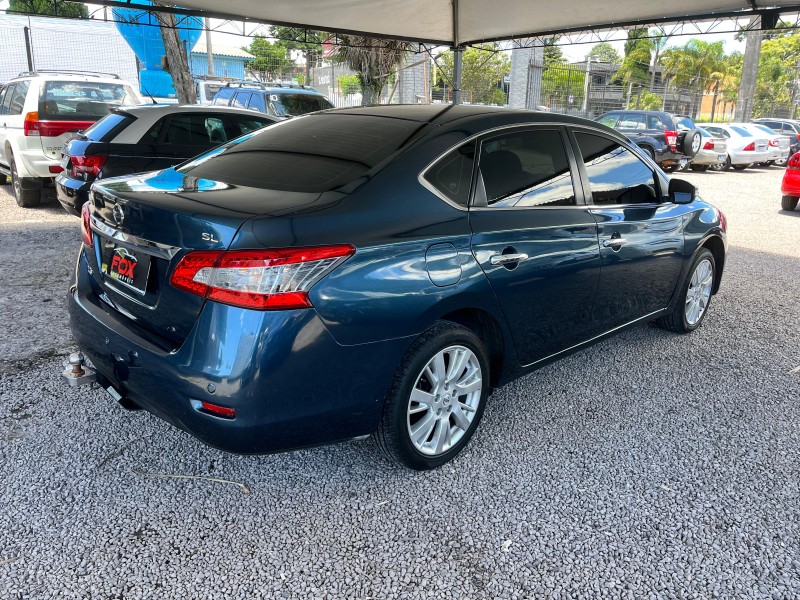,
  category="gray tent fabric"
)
[155,0,799,45]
